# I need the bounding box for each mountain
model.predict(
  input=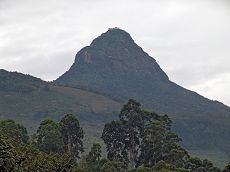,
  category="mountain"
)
[1,28,230,166]
[55,28,230,166]
[55,28,169,101]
